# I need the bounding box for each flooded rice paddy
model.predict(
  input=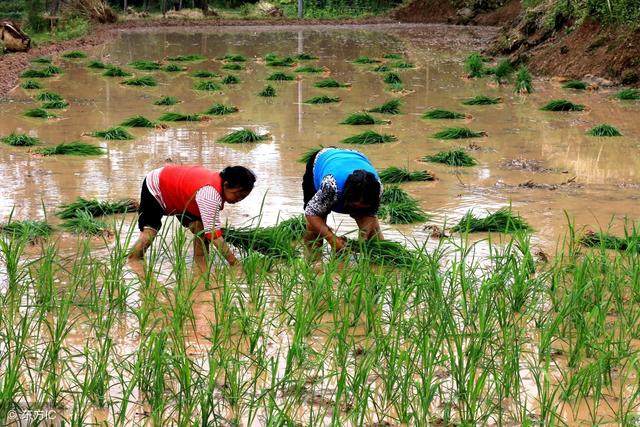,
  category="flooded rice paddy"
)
[1,24,640,426]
